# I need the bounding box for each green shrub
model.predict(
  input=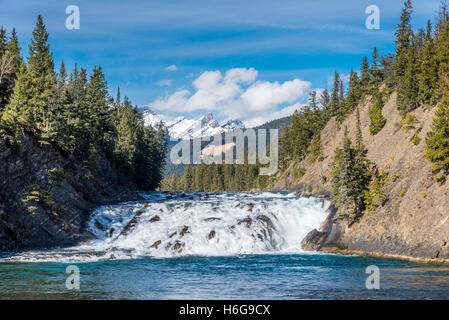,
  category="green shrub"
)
[364,170,388,215]
[412,134,421,145]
